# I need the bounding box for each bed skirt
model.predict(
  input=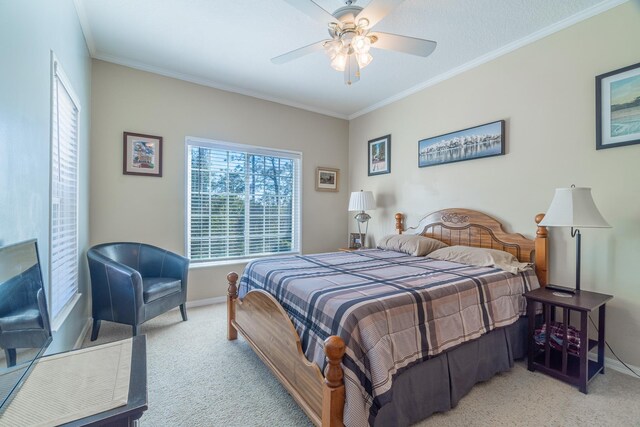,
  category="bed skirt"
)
[374,317,528,426]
